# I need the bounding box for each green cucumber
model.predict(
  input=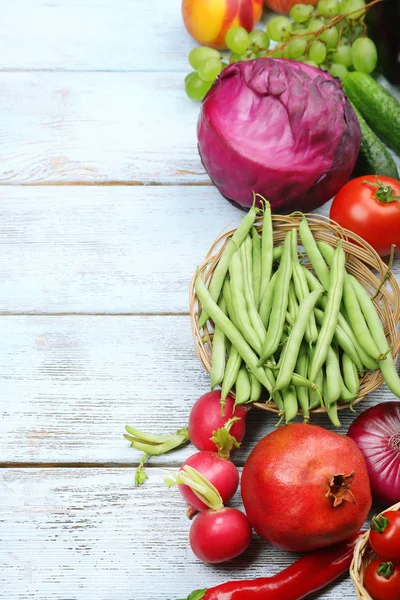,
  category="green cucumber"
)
[342,72,400,157]
[351,102,399,179]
